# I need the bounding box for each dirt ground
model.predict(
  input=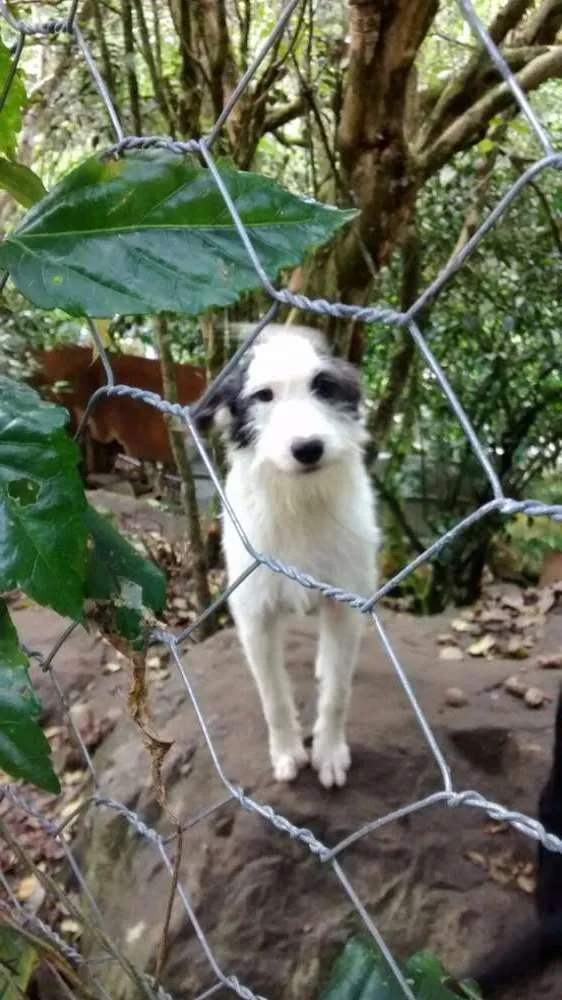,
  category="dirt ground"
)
[5,580,562,998]
[3,488,562,999]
